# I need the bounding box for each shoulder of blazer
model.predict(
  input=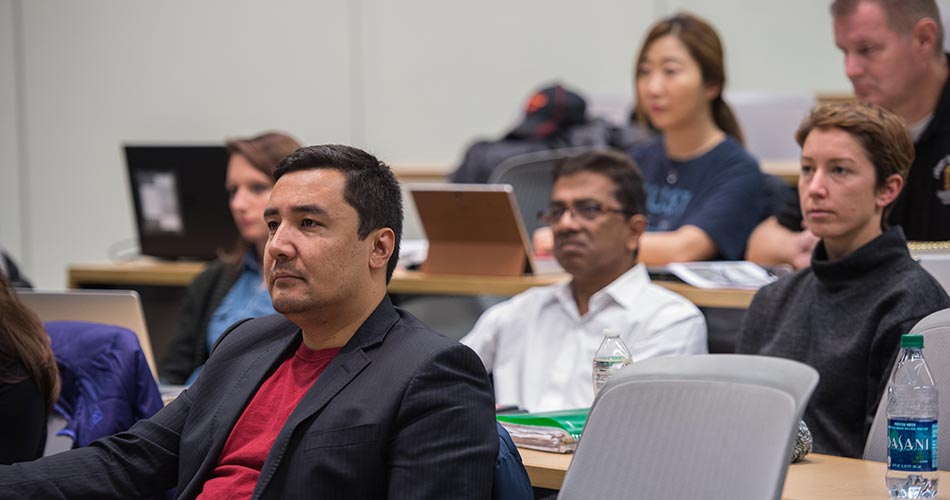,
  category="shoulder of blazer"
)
[209,314,299,355]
